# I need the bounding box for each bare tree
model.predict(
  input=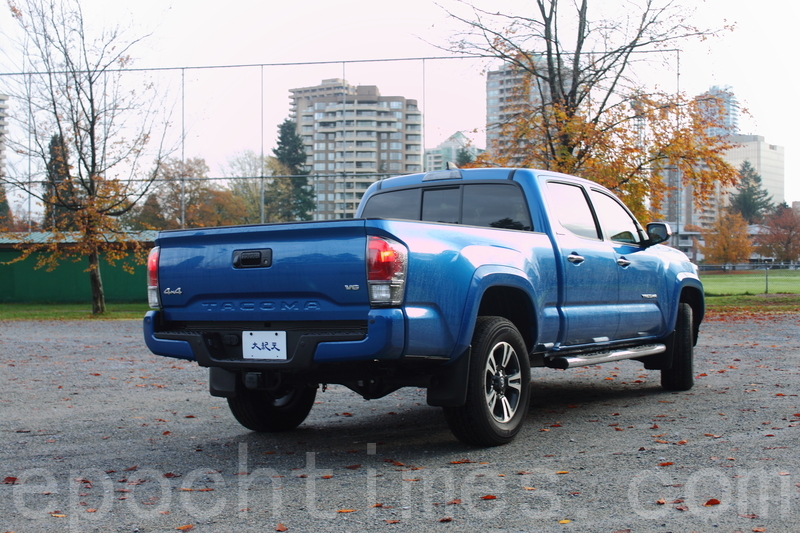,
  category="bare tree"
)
[2,0,171,314]
[442,0,738,217]
[221,150,300,224]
